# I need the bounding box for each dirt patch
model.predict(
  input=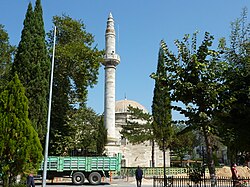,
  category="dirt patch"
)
[175,166,250,178]
[216,166,250,178]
